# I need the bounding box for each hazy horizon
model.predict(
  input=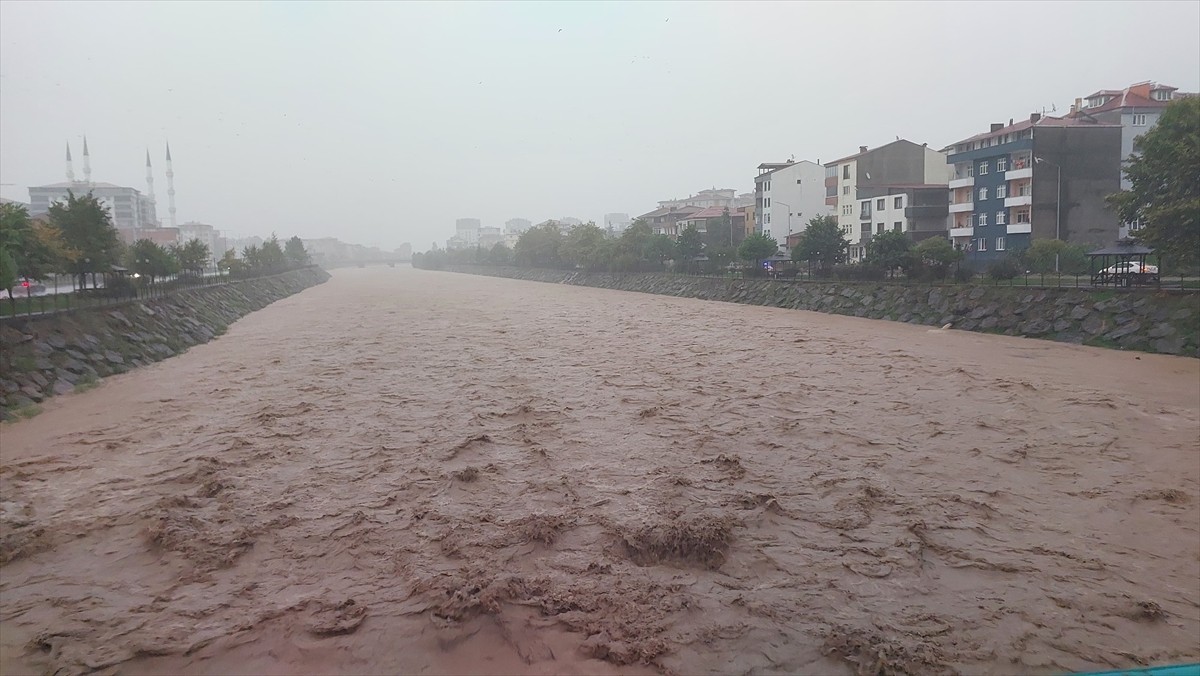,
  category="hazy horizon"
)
[2,0,1197,250]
